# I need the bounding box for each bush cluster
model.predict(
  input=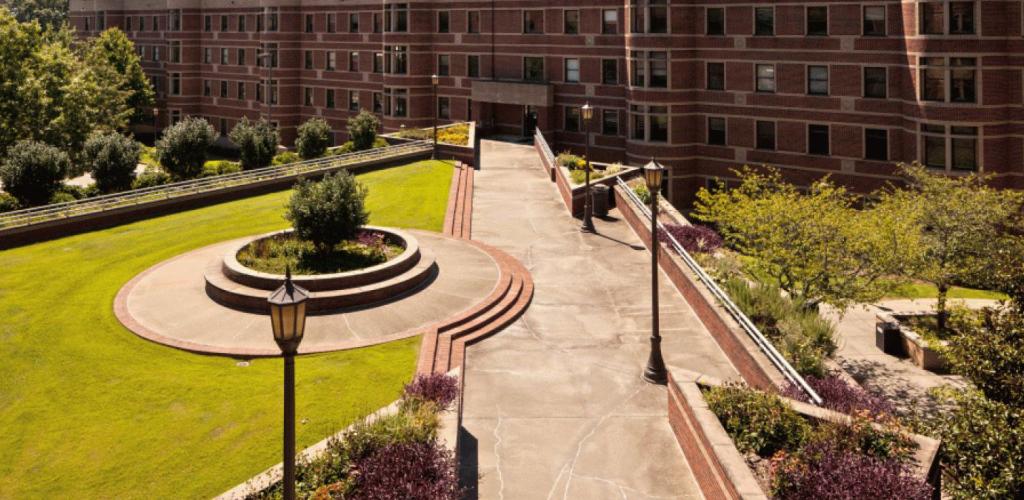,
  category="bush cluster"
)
[84,131,140,193]
[295,118,333,159]
[156,117,218,180]
[331,137,388,155]
[272,151,300,166]
[403,373,460,411]
[131,167,172,189]
[722,277,836,377]
[657,224,724,255]
[944,305,1024,407]
[771,440,932,500]
[229,118,278,170]
[0,191,20,213]
[705,384,809,456]
[200,160,242,178]
[782,373,895,419]
[0,140,71,207]
[286,171,369,252]
[556,152,586,170]
[346,111,380,151]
